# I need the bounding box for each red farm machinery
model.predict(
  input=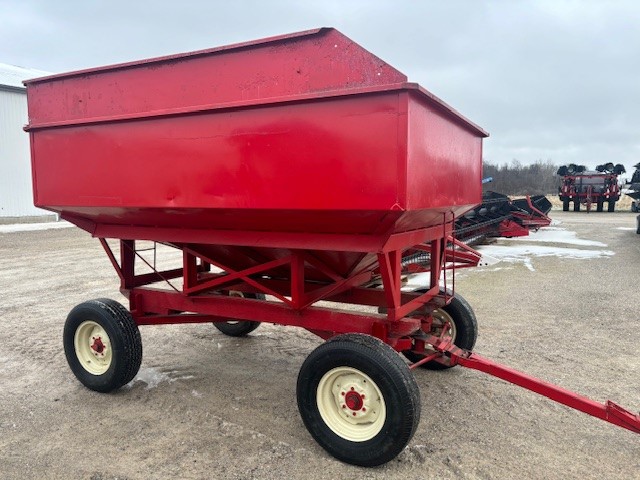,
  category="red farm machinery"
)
[557,163,625,212]
[454,191,551,245]
[24,29,639,466]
